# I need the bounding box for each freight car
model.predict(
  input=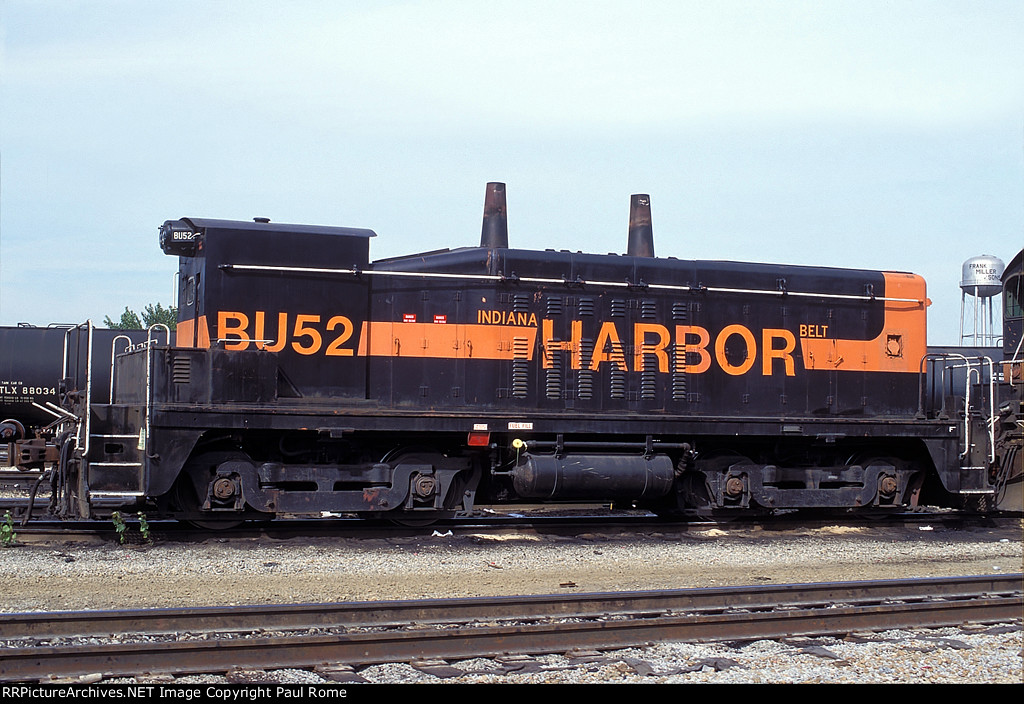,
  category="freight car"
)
[13,184,1023,524]
[1,325,167,468]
